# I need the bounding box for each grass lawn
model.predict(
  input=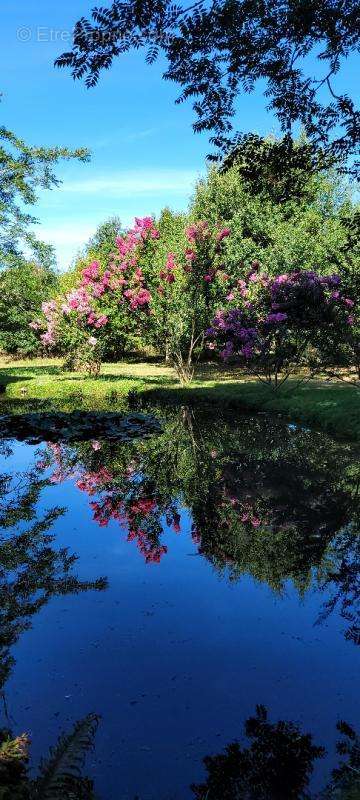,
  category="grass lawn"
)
[0,356,359,441]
